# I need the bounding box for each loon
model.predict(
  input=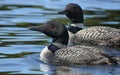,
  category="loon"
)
[58,3,120,47]
[29,21,120,65]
